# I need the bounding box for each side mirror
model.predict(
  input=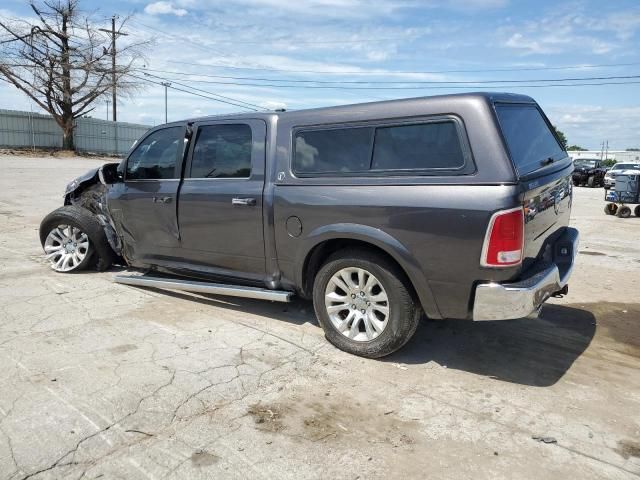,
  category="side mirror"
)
[99,163,123,185]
